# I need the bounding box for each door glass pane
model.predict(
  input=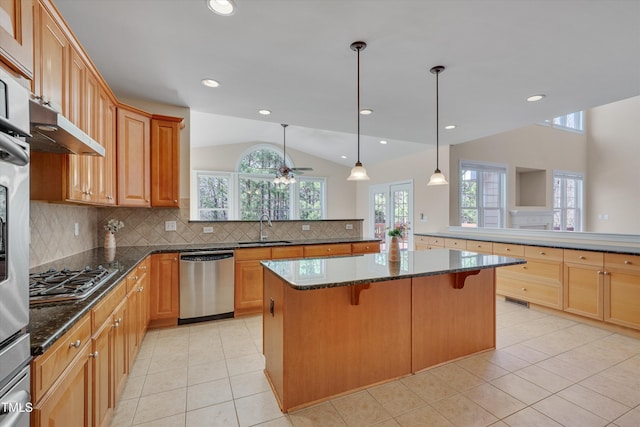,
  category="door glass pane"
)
[373,191,387,251]
[392,189,409,249]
